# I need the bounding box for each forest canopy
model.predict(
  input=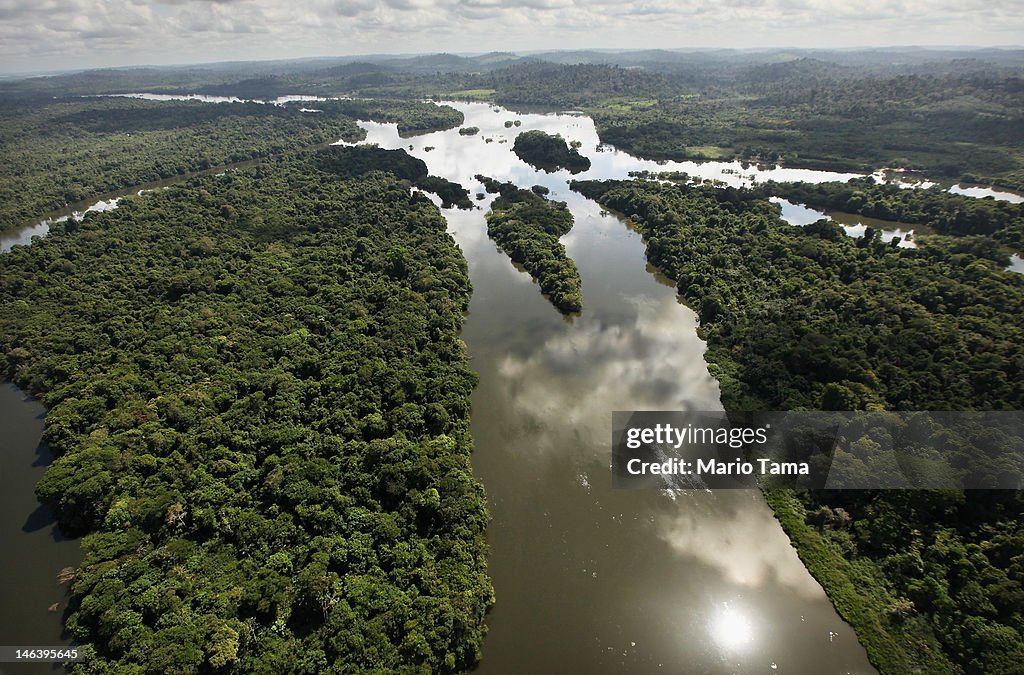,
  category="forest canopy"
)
[512,130,591,174]
[2,50,1023,674]
[0,149,492,672]
[479,176,583,314]
[0,97,464,234]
